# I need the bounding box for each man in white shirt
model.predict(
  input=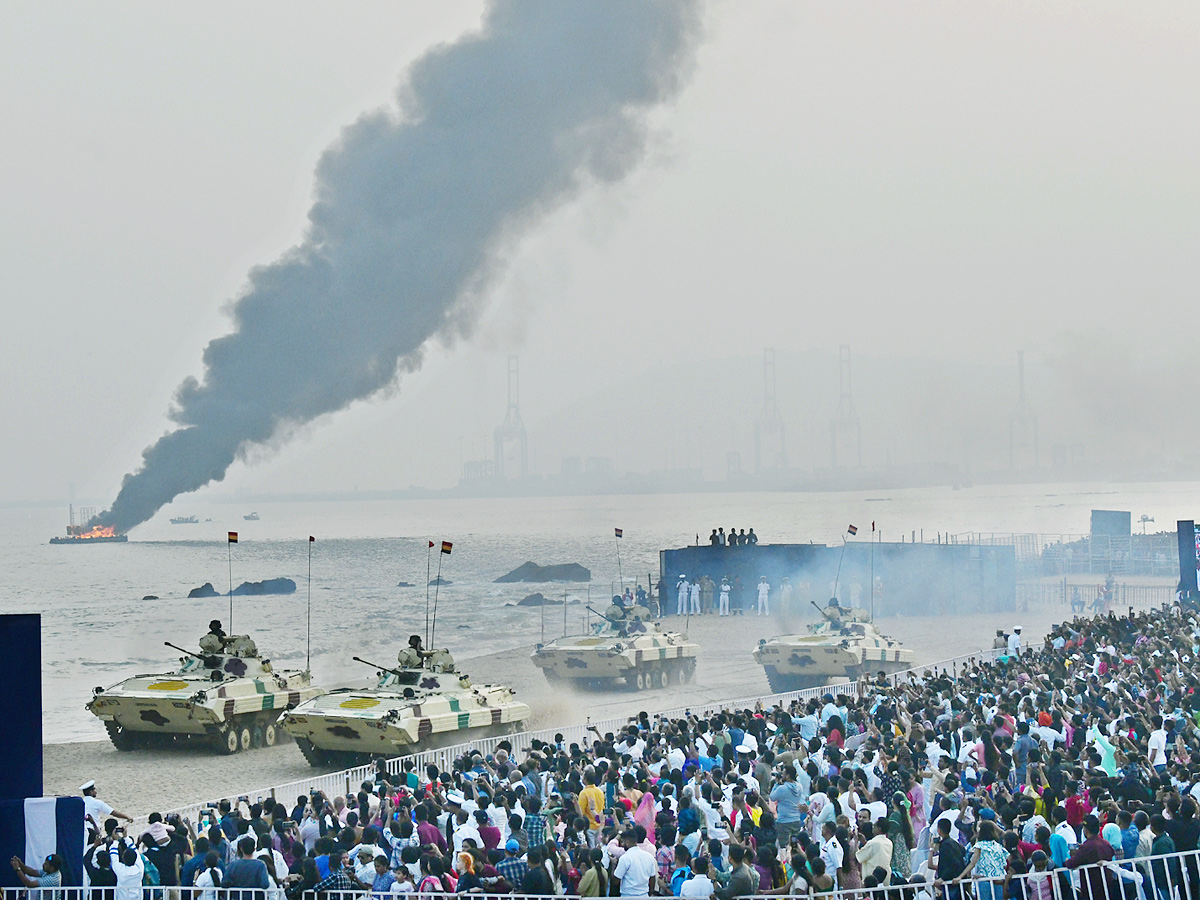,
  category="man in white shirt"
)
[1148,716,1169,772]
[819,822,844,887]
[863,787,888,824]
[451,809,481,853]
[676,576,689,616]
[689,580,701,615]
[820,696,840,725]
[667,741,686,774]
[679,856,715,899]
[81,781,132,830]
[613,832,657,896]
[757,577,770,615]
[1008,626,1022,657]
[1054,815,1079,849]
